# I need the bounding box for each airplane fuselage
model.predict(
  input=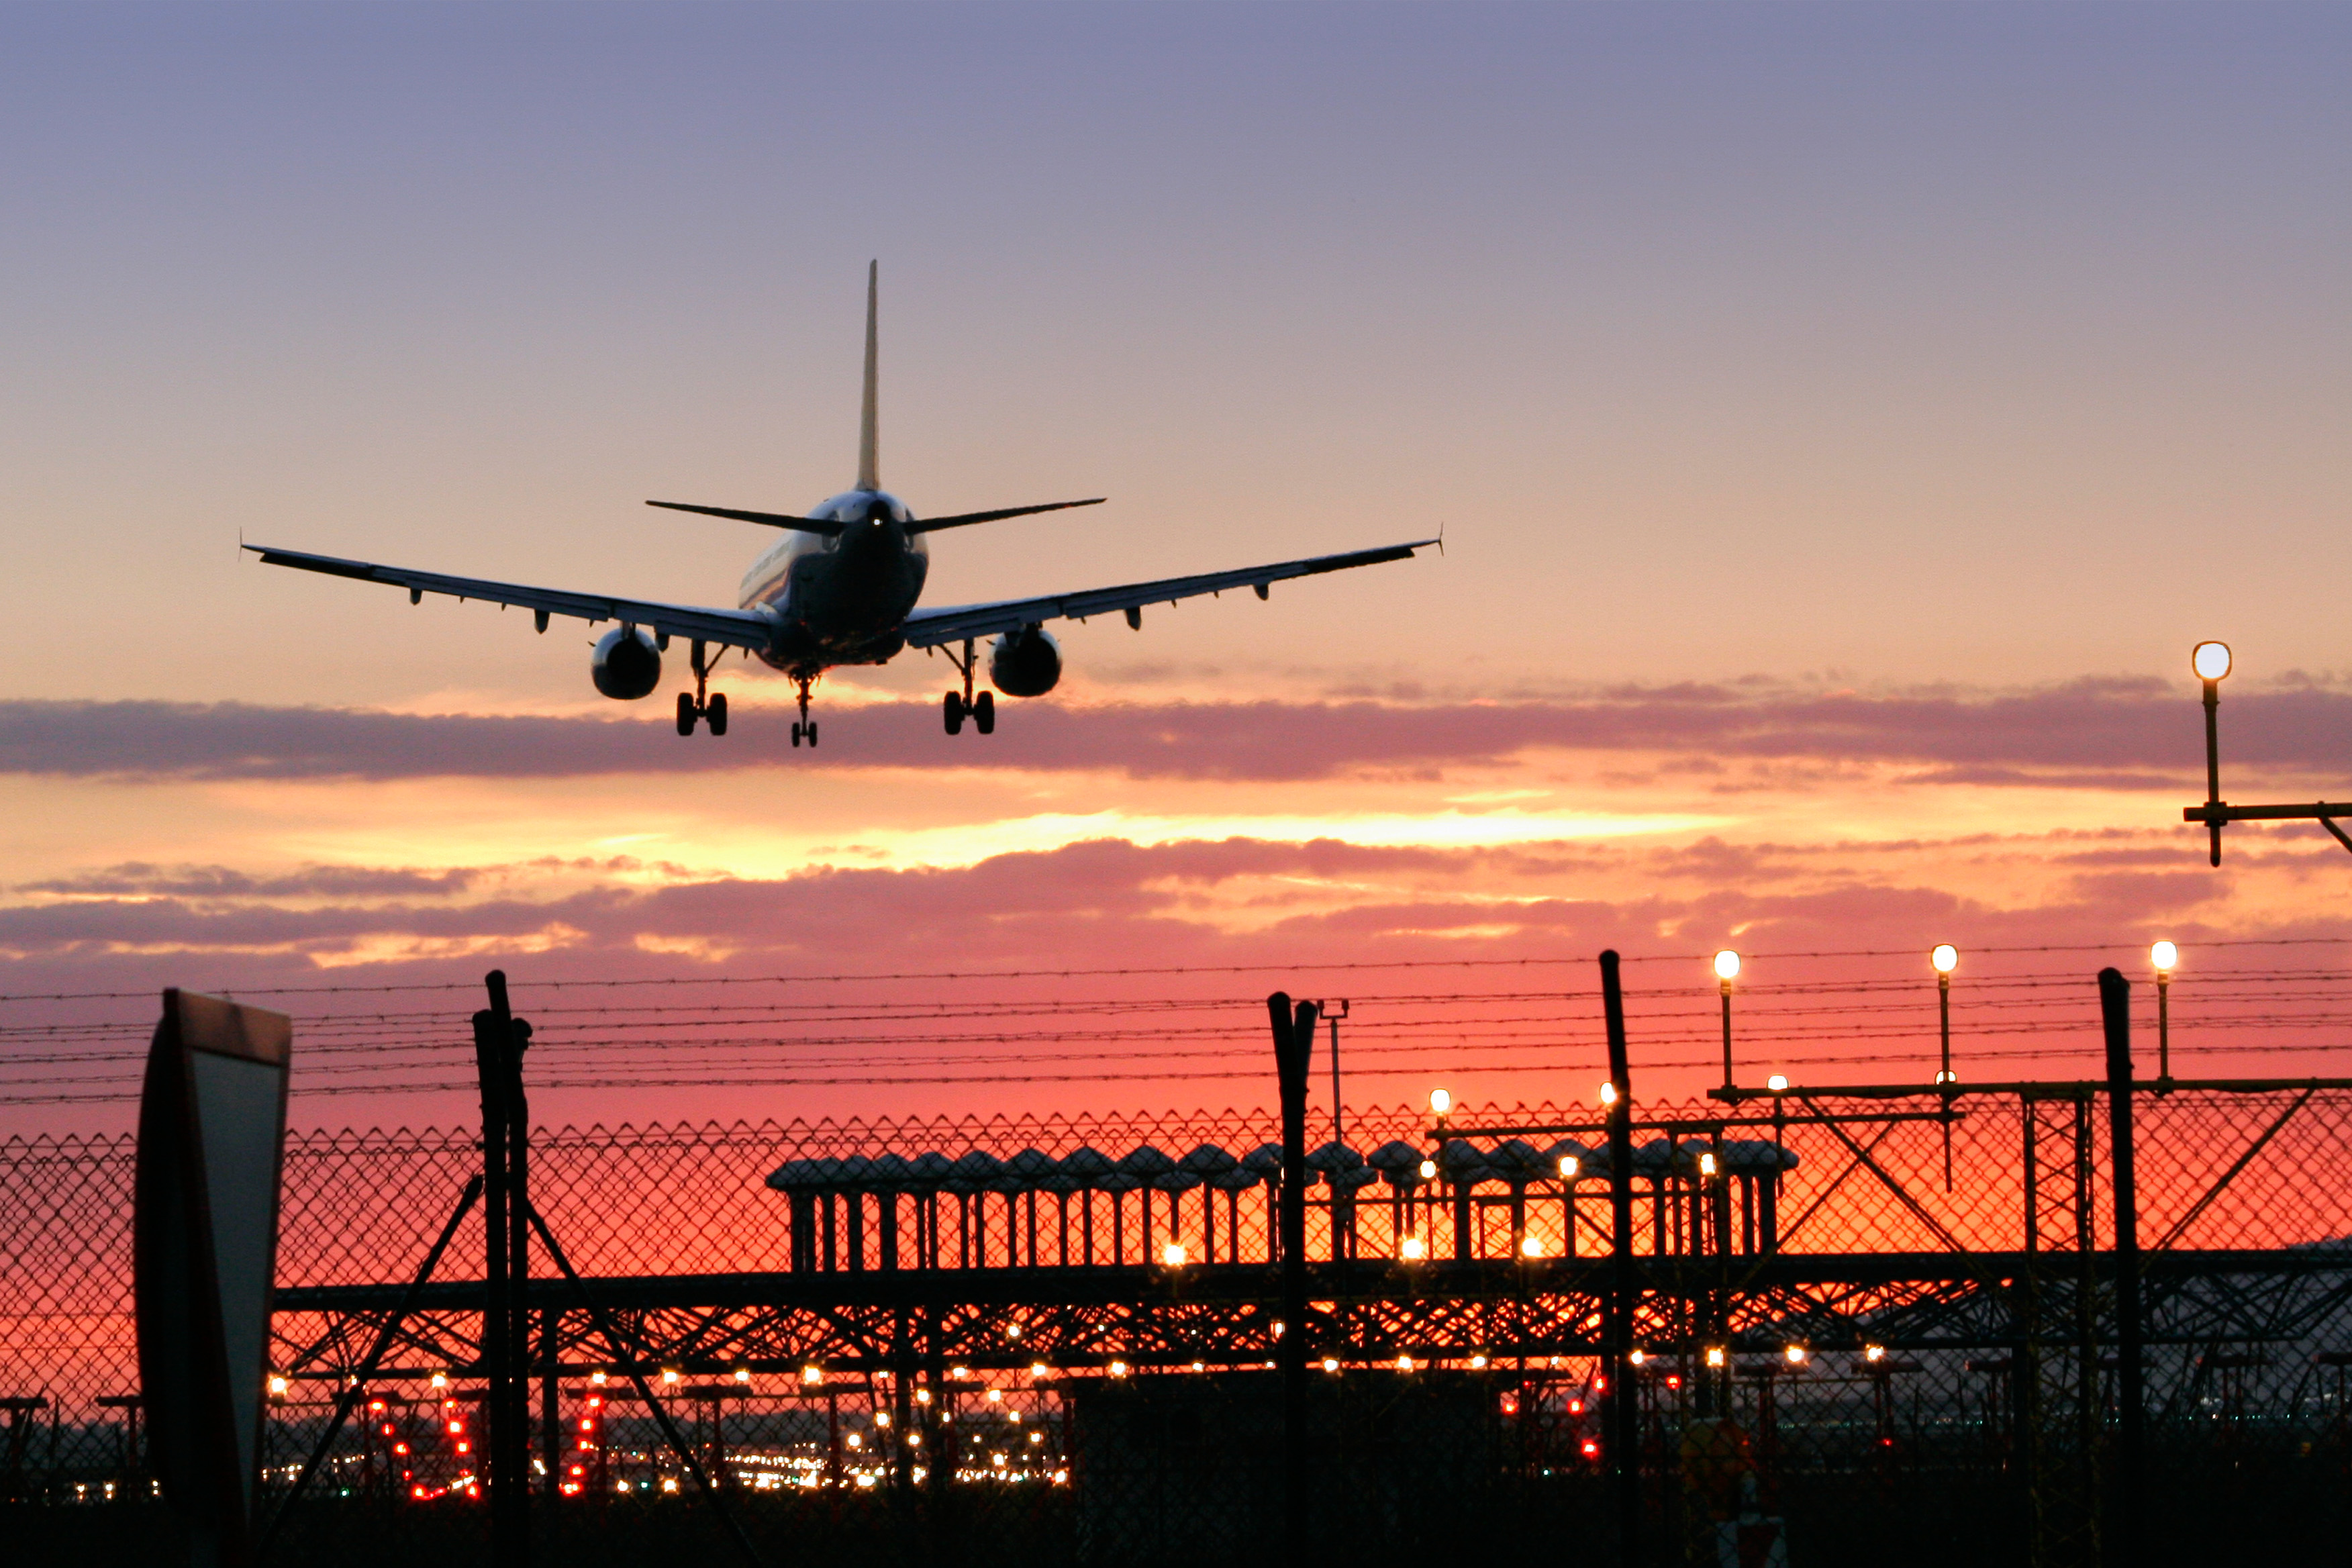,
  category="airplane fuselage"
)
[740,489,929,672]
